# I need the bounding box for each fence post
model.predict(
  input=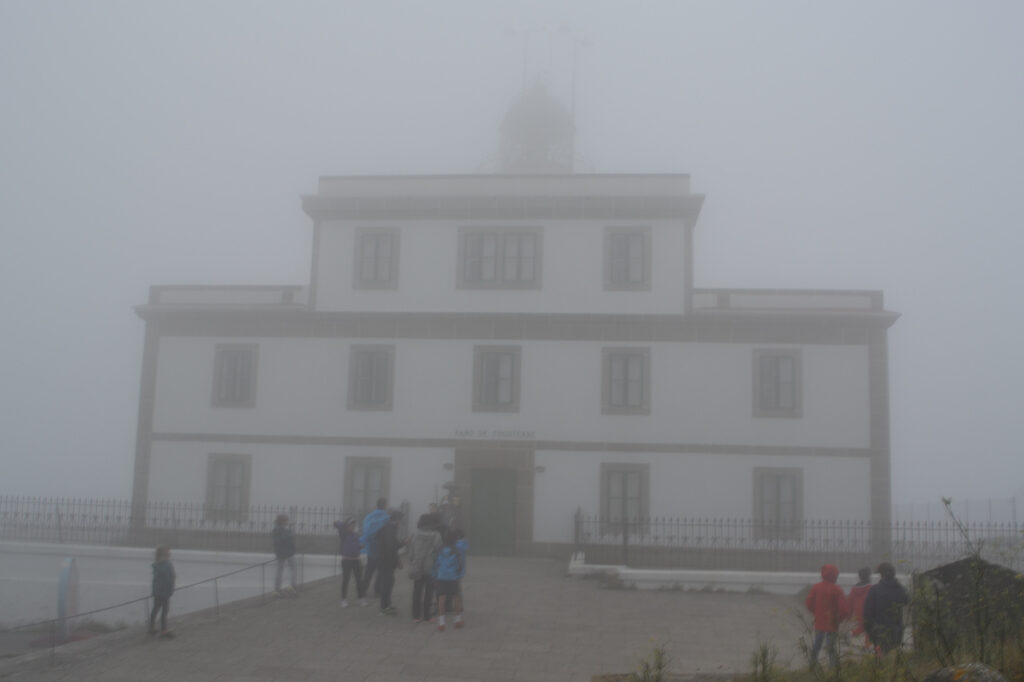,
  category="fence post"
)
[622,518,629,567]
[261,563,266,604]
[55,503,63,545]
